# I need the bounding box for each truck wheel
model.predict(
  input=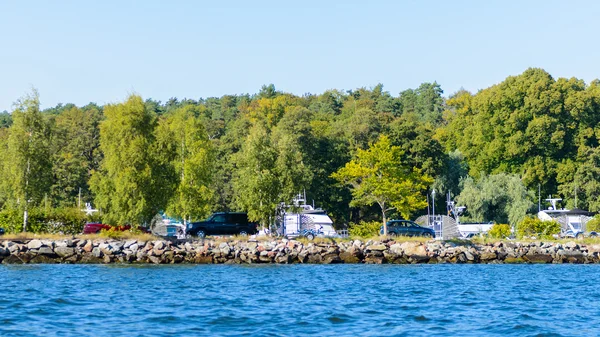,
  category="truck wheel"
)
[197,230,206,239]
[239,230,248,236]
[305,232,315,241]
[590,232,598,238]
[576,232,584,240]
